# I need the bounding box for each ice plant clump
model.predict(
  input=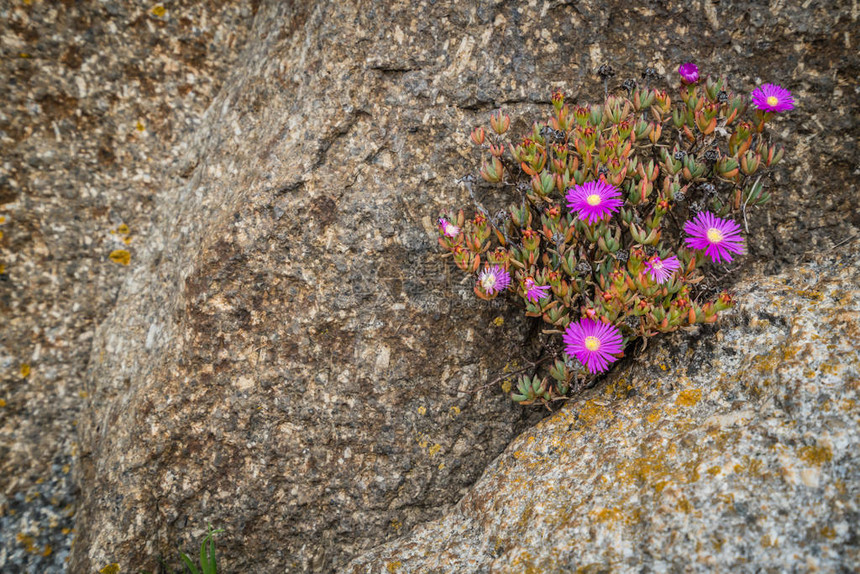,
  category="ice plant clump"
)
[678,62,699,84]
[751,83,795,113]
[563,318,624,374]
[438,62,792,406]
[683,211,746,264]
[566,180,624,224]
